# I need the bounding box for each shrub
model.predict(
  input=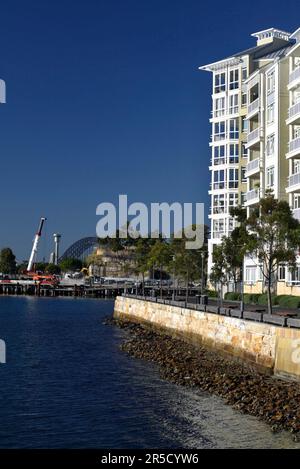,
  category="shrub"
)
[224,292,241,301]
[276,295,300,309]
[206,290,218,298]
[243,293,260,304]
